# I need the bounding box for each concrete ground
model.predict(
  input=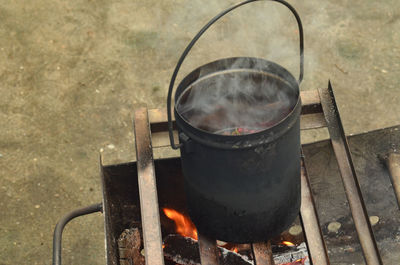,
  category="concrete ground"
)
[0,0,399,264]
